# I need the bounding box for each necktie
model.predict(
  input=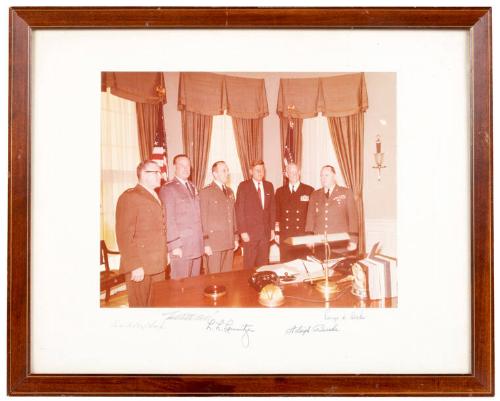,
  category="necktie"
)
[185,182,193,198]
[325,189,330,199]
[222,185,228,197]
[257,182,263,208]
[290,185,295,194]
